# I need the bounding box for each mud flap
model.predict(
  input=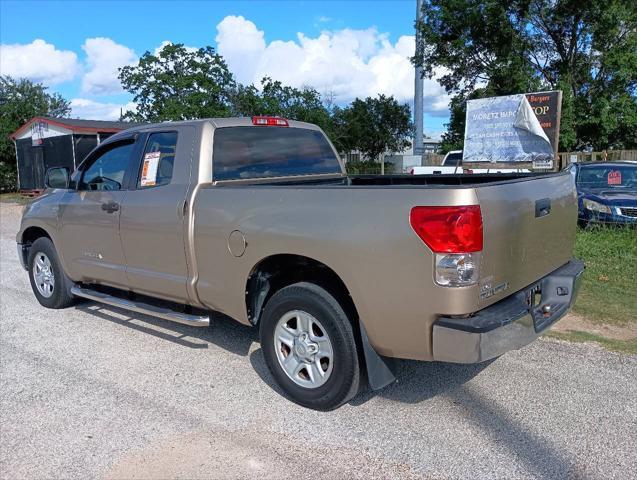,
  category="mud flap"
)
[360,322,396,390]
